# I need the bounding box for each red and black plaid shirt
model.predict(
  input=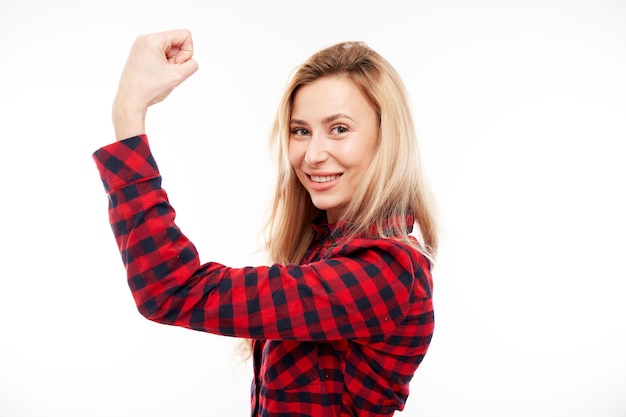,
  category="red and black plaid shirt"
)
[93,135,435,416]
